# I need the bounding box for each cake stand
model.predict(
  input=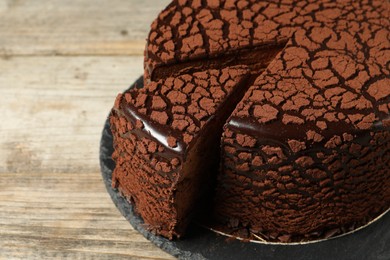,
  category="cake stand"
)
[100,77,390,260]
